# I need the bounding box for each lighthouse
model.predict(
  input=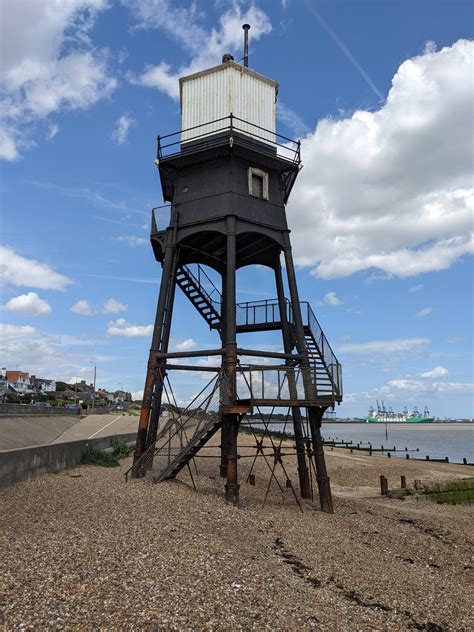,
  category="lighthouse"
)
[130,26,342,512]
